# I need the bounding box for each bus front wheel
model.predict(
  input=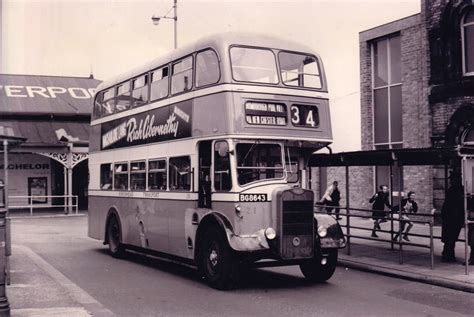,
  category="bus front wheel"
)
[198,228,240,290]
[107,216,125,258]
[299,249,338,283]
